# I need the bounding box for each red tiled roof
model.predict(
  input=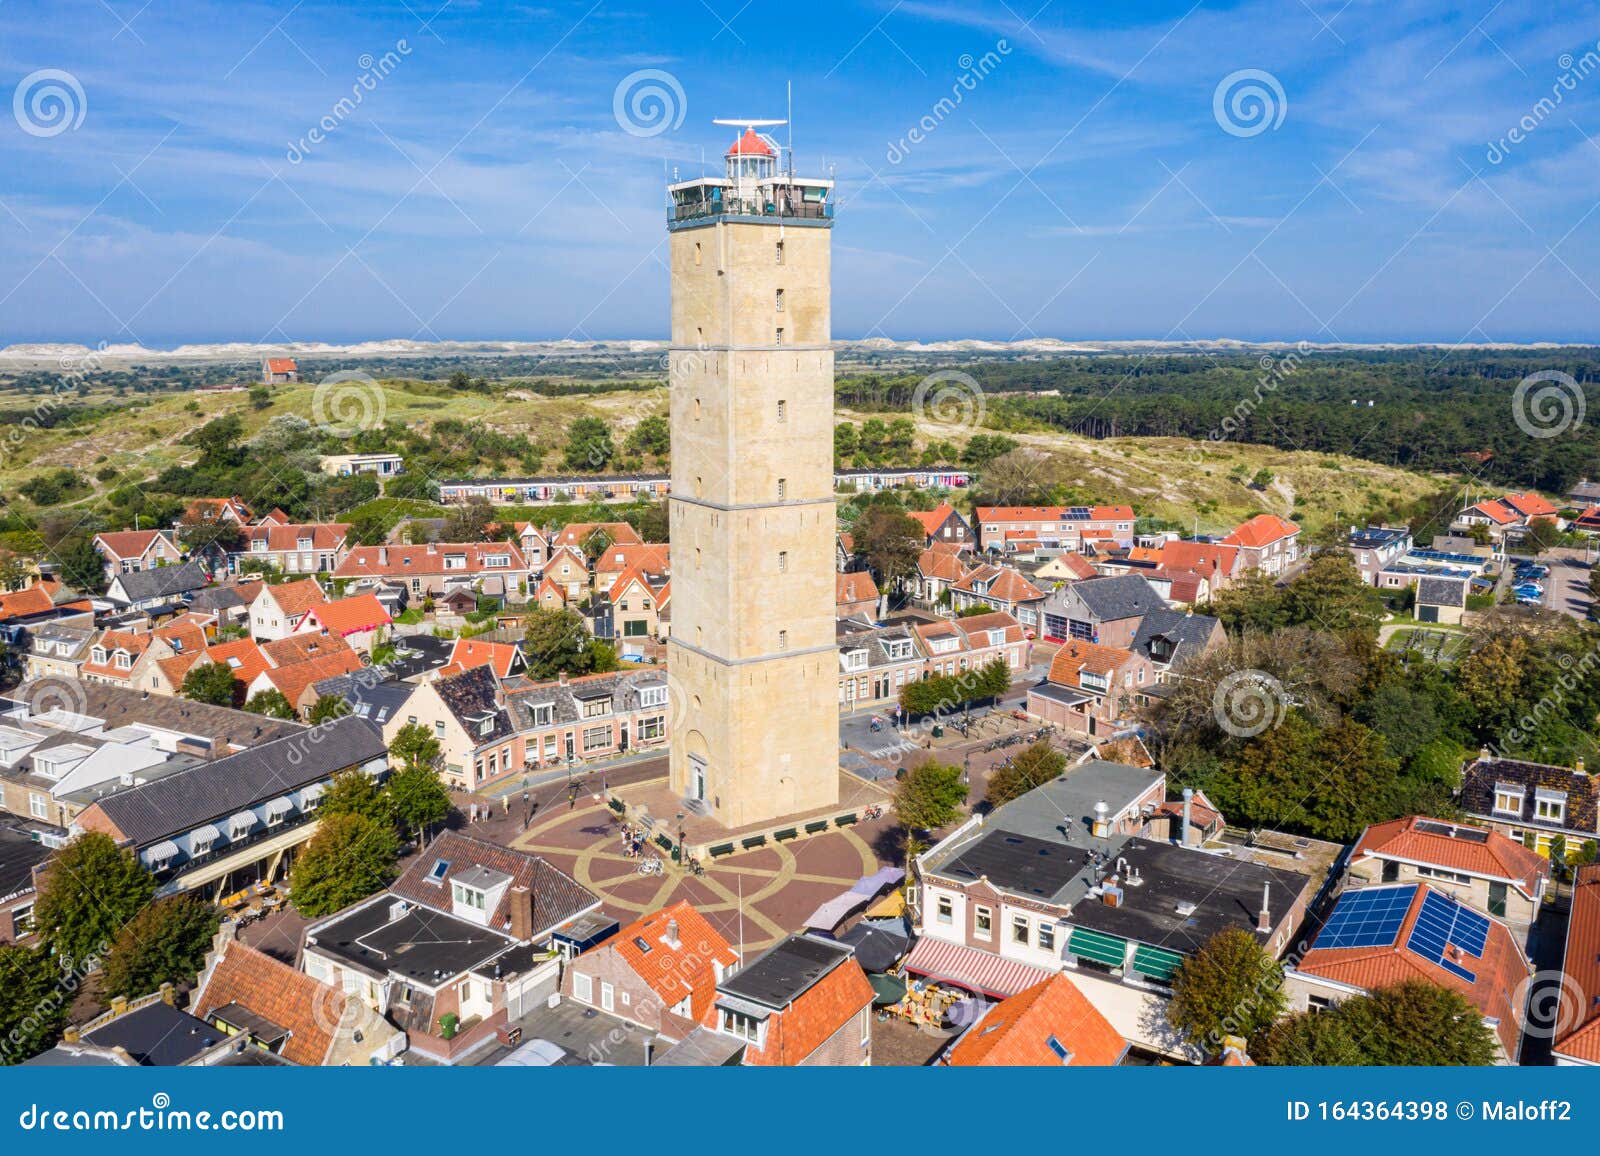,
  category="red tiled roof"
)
[917,548,967,583]
[1504,492,1558,518]
[905,504,958,536]
[199,638,272,689]
[334,542,527,580]
[1555,864,1600,1063]
[1468,499,1519,525]
[952,564,1043,603]
[195,942,341,1066]
[739,956,874,1066]
[302,594,391,637]
[1223,513,1300,549]
[240,522,349,552]
[183,497,252,523]
[944,973,1127,1067]
[260,631,352,666]
[447,637,521,678]
[599,542,669,575]
[550,522,642,549]
[1048,639,1136,687]
[0,585,56,623]
[263,357,297,373]
[1131,540,1241,578]
[837,571,880,606]
[260,648,364,705]
[953,611,1023,645]
[82,629,157,680]
[600,901,738,1025]
[94,529,169,560]
[1351,816,1549,900]
[259,577,327,618]
[1297,884,1531,1059]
